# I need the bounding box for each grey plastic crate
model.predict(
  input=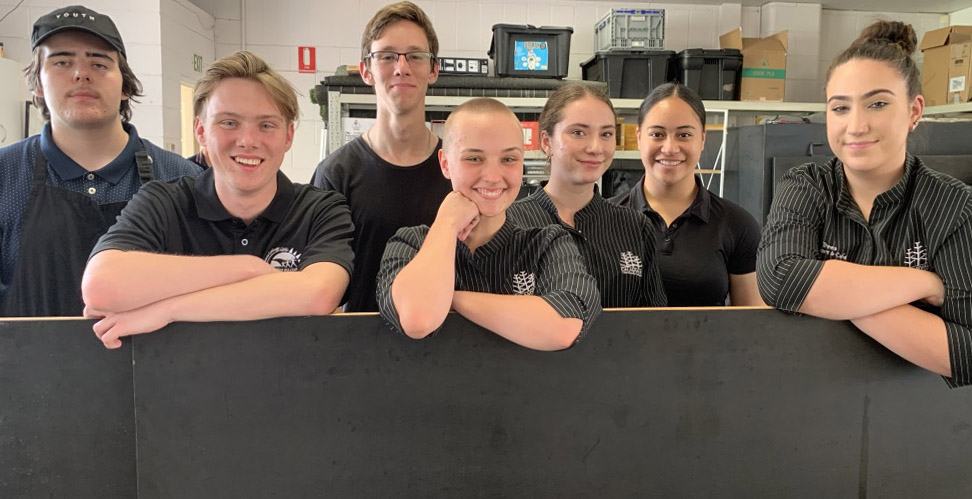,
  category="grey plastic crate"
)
[595,8,665,51]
